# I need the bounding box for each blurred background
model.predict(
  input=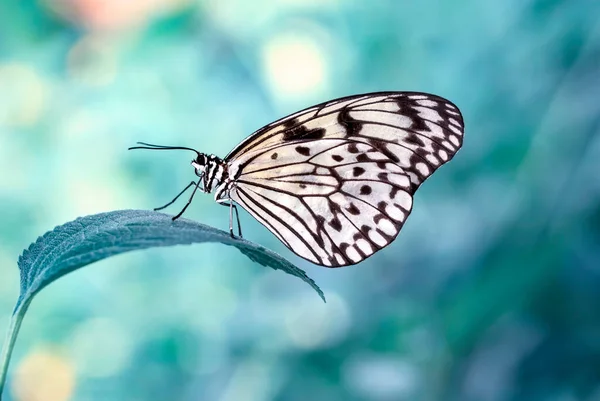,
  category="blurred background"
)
[1,0,599,400]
